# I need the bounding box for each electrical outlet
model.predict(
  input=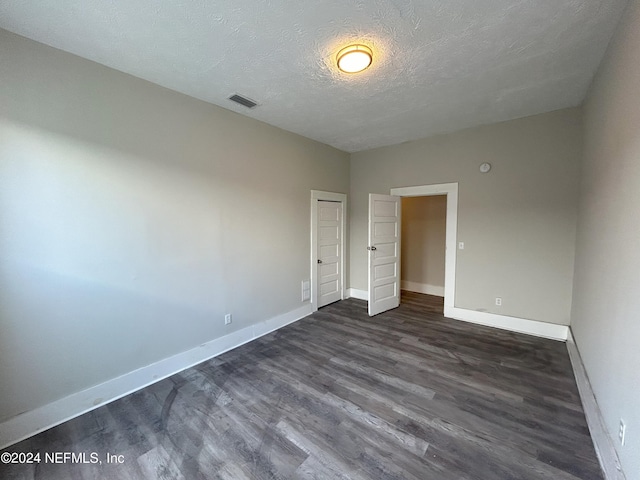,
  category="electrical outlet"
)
[224,314,232,325]
[495,297,502,306]
[619,420,626,446]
